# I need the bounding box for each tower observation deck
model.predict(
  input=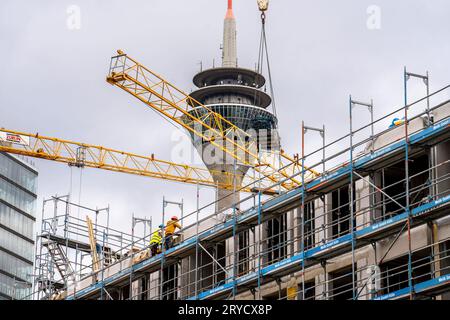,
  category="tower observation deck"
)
[185,0,279,211]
